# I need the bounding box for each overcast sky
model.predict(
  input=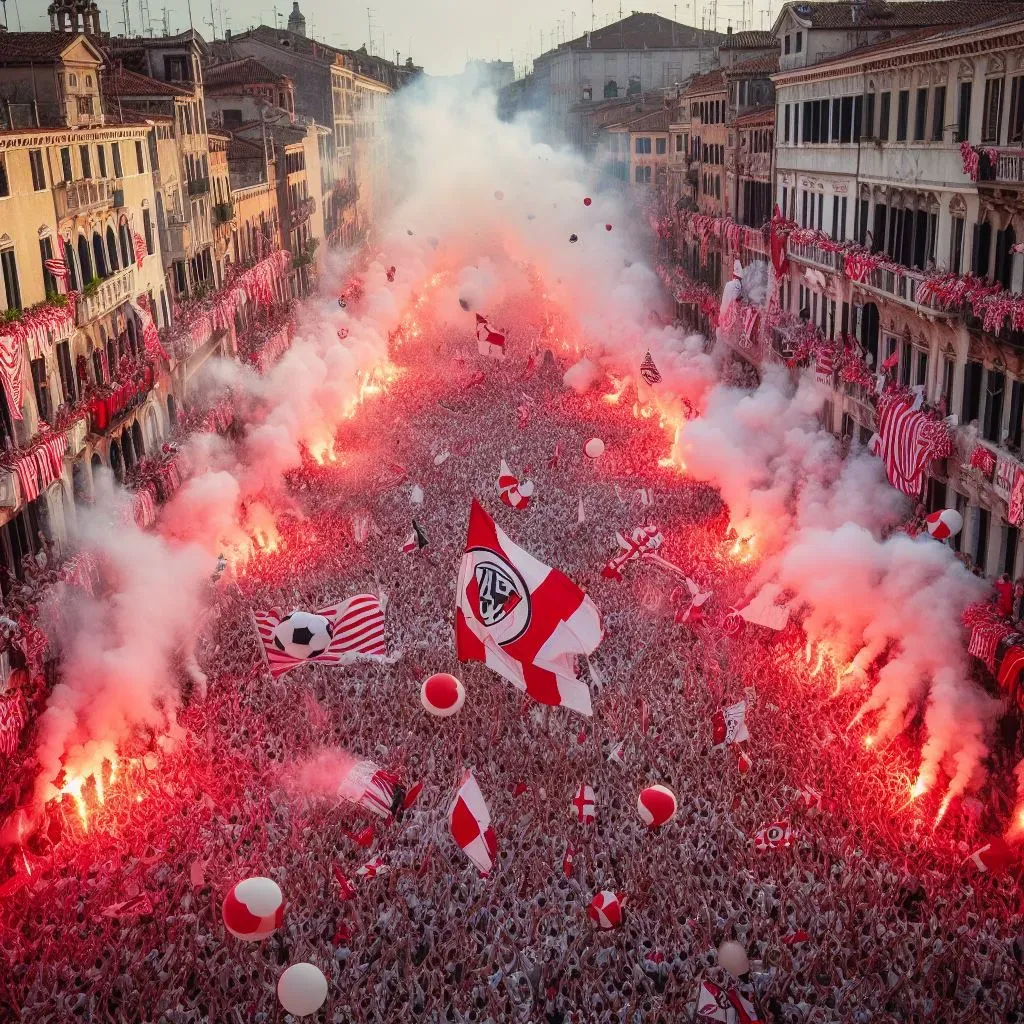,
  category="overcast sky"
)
[21,0,780,77]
